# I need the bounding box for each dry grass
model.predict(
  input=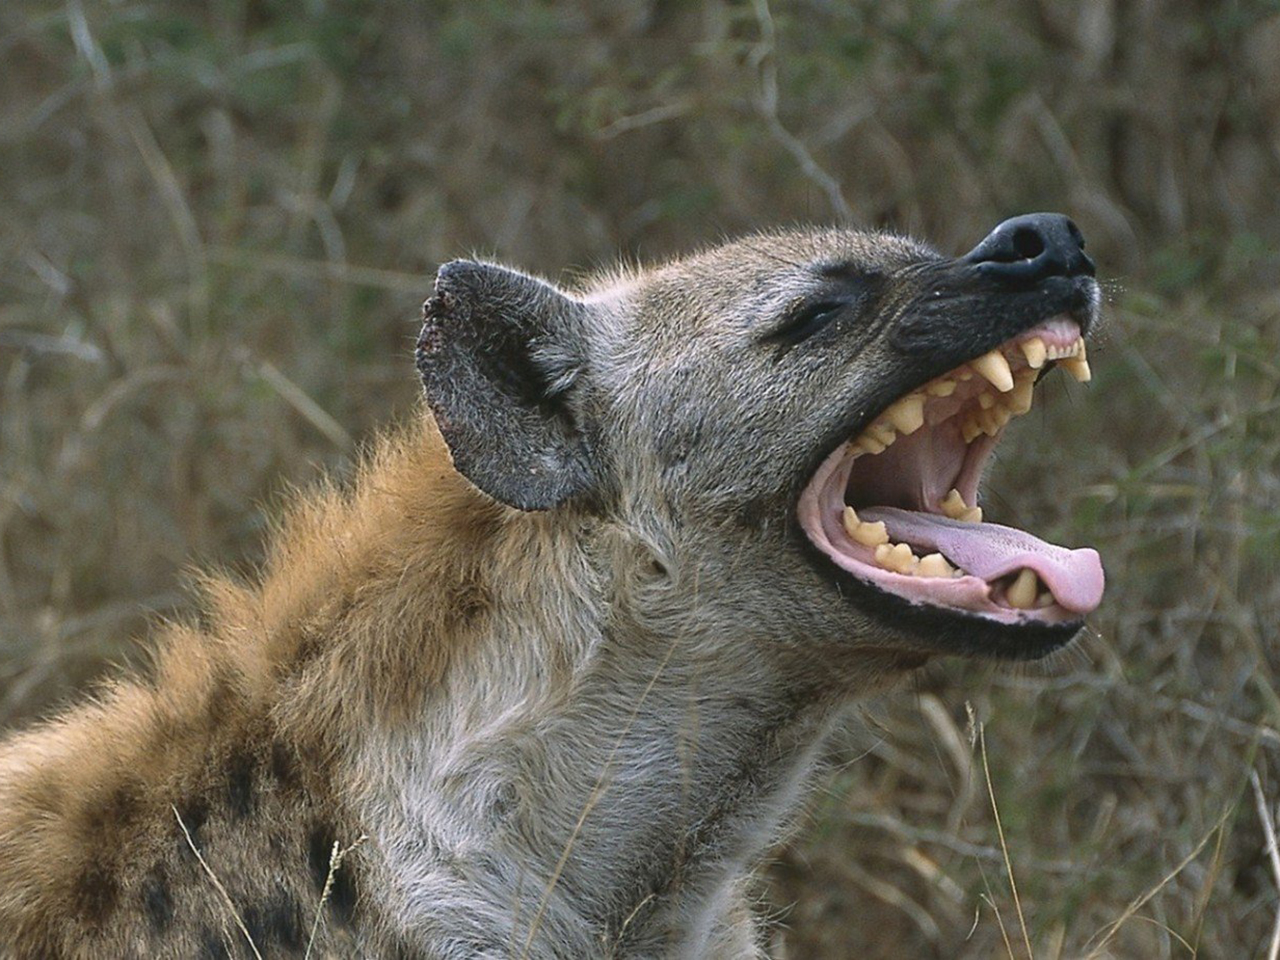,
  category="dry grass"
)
[3,0,1280,956]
